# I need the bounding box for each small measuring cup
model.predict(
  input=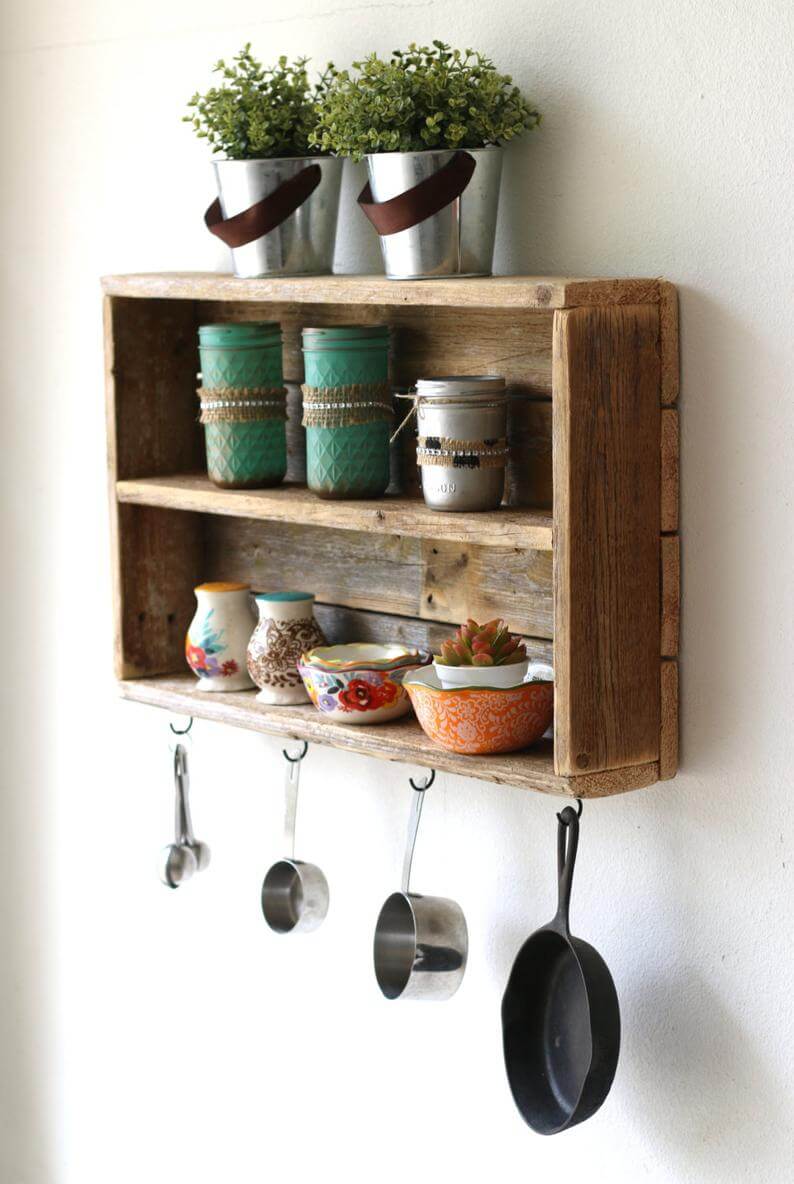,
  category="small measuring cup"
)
[261,742,329,934]
[373,771,468,1000]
